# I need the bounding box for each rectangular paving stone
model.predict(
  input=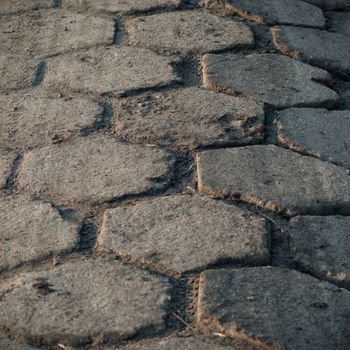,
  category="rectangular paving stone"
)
[113,87,265,149]
[0,258,170,345]
[196,145,350,217]
[0,194,80,272]
[197,267,350,350]
[272,26,350,78]
[127,10,254,54]
[98,195,270,274]
[44,46,180,96]
[290,215,350,289]
[0,10,114,59]
[18,135,175,204]
[201,53,339,108]
[204,0,325,27]
[277,108,350,168]
[0,90,104,150]
[0,152,17,189]
[0,0,51,15]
